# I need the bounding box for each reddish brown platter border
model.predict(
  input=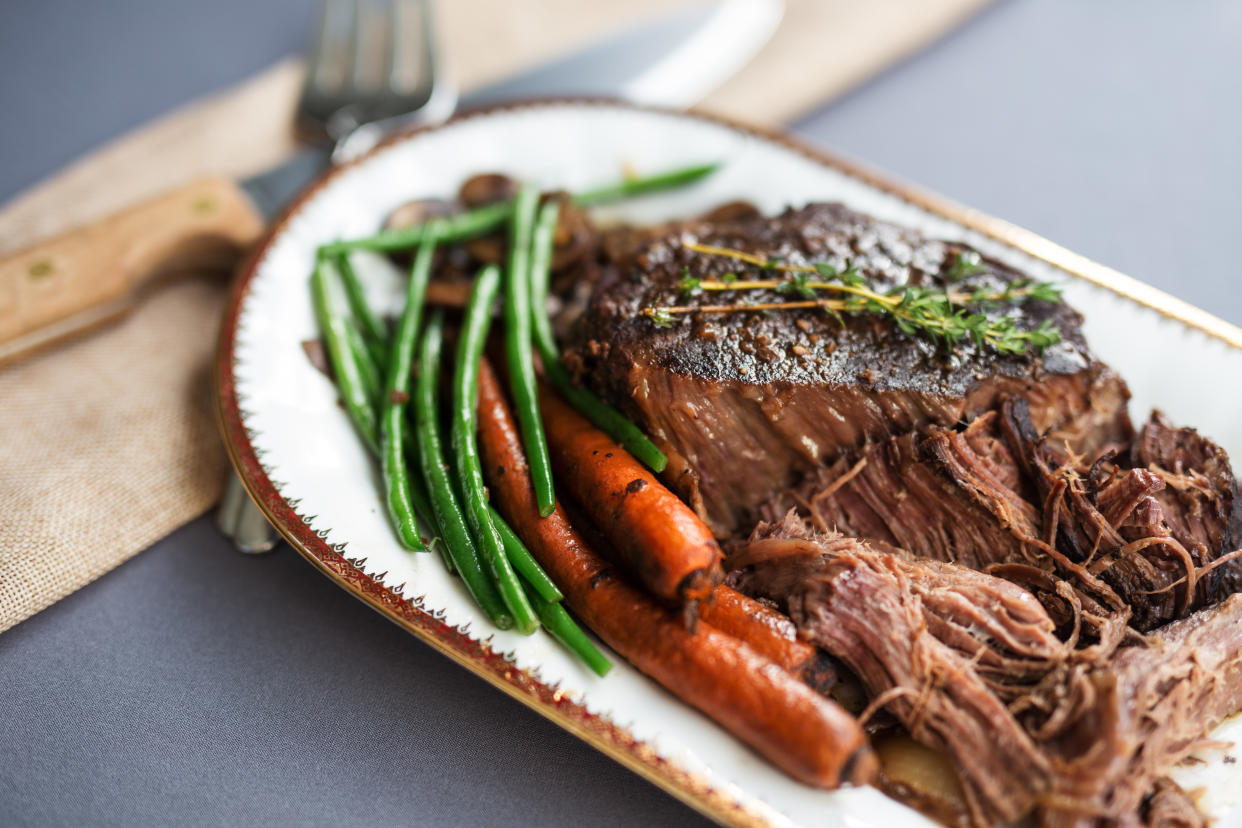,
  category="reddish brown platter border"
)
[213,98,1242,828]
